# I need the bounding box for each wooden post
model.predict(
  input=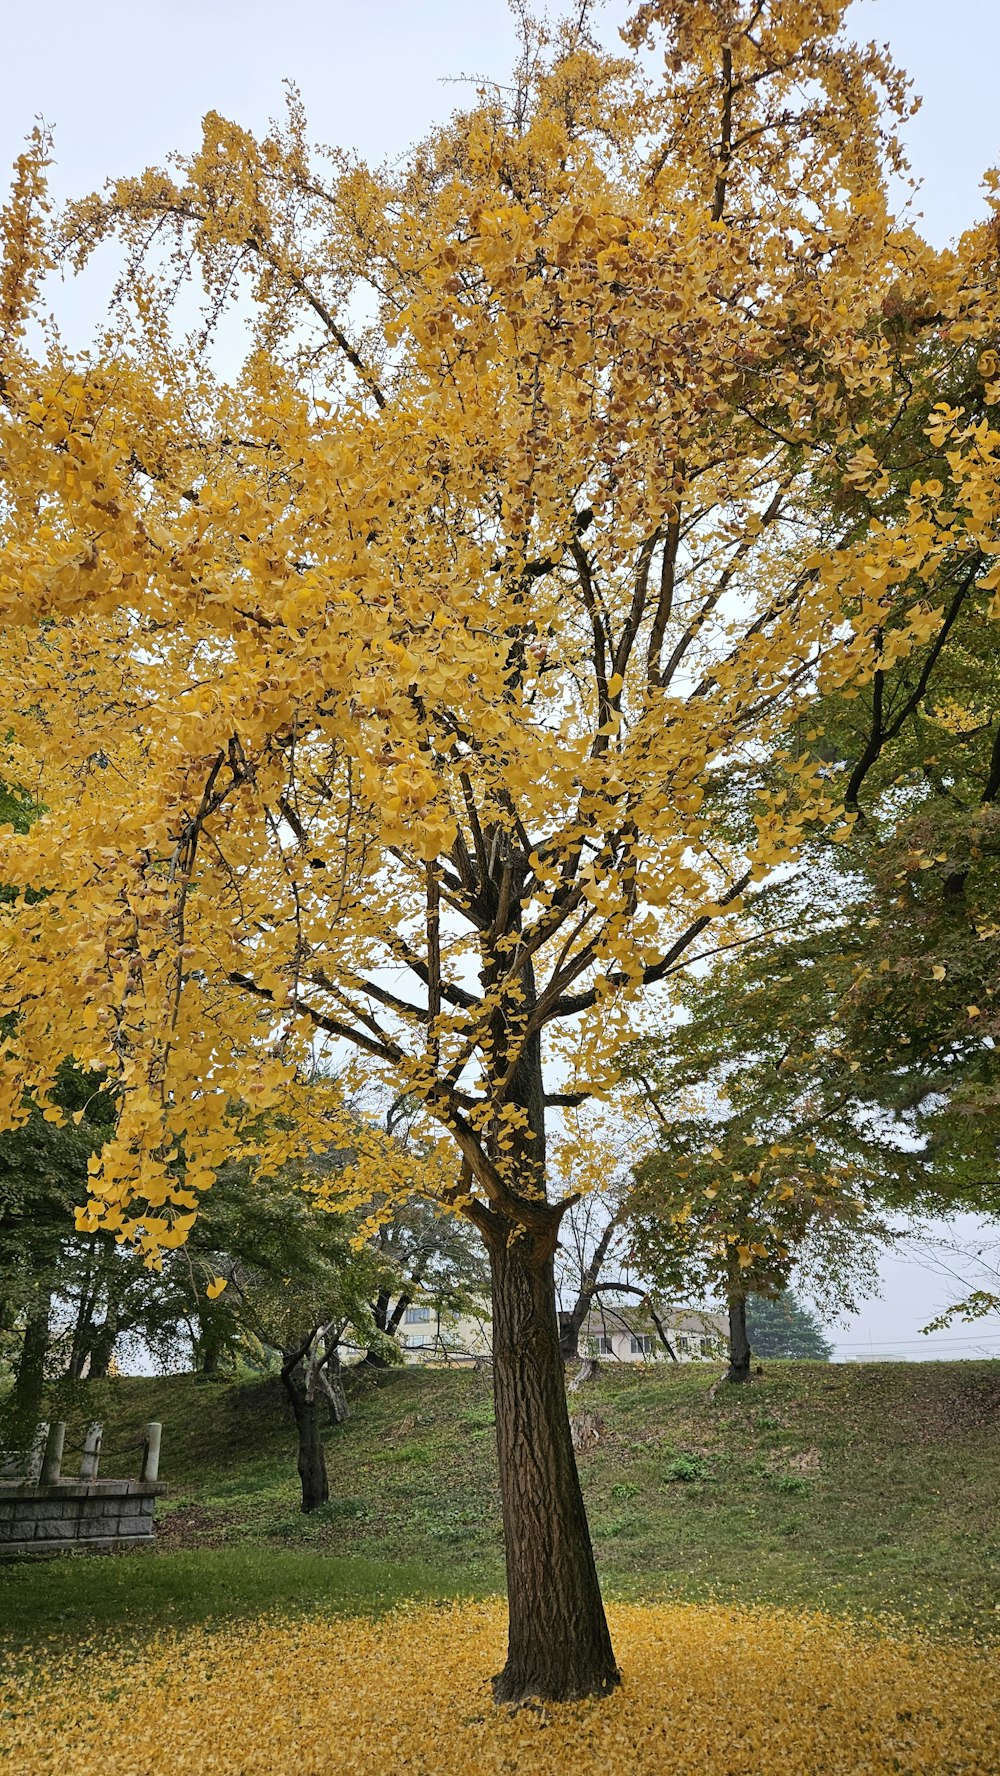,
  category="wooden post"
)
[140,1422,162,1483]
[79,1421,103,1482]
[40,1421,67,1485]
